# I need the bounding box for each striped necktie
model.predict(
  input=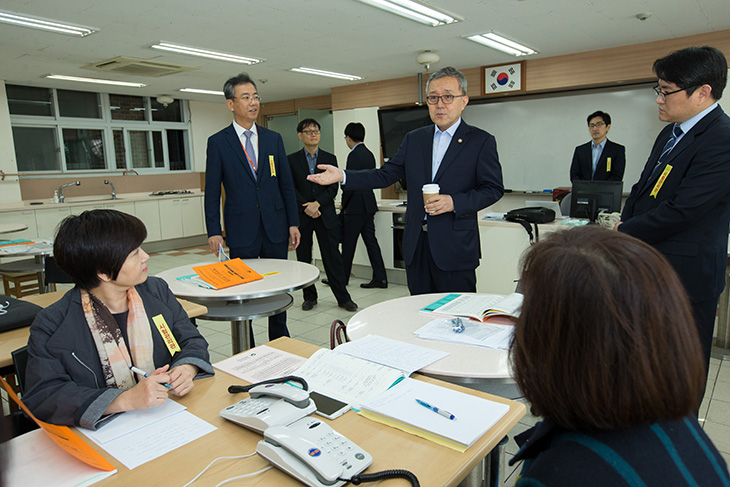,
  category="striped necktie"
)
[656,124,683,167]
[648,124,682,180]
